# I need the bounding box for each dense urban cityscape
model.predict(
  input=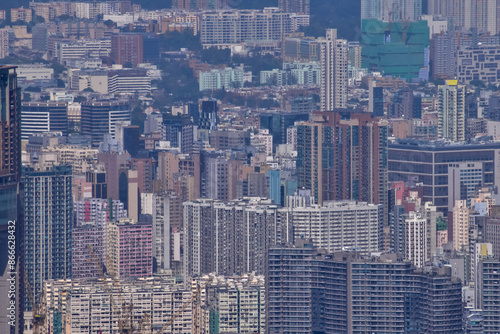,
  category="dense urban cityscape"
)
[1,0,500,333]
